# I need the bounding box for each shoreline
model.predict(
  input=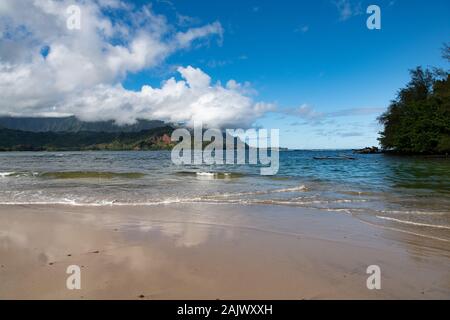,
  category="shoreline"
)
[0,203,449,299]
